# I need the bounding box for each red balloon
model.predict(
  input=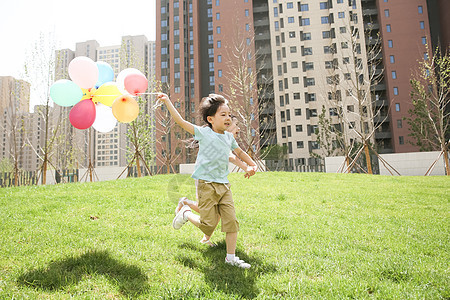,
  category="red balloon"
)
[124,73,148,96]
[69,99,96,129]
